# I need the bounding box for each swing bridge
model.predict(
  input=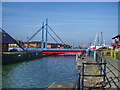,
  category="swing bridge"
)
[24,19,86,54]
